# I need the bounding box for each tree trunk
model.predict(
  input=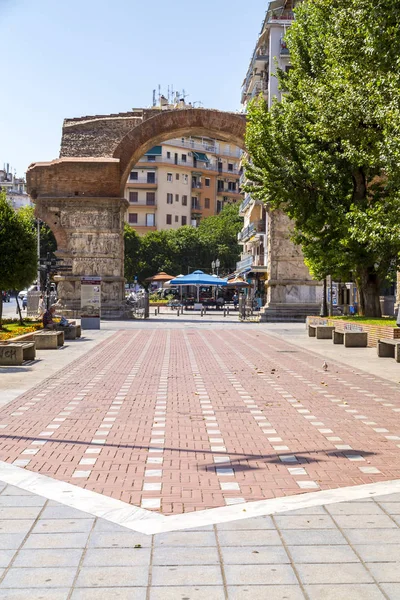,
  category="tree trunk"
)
[0,296,3,329]
[357,271,381,317]
[15,292,24,325]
